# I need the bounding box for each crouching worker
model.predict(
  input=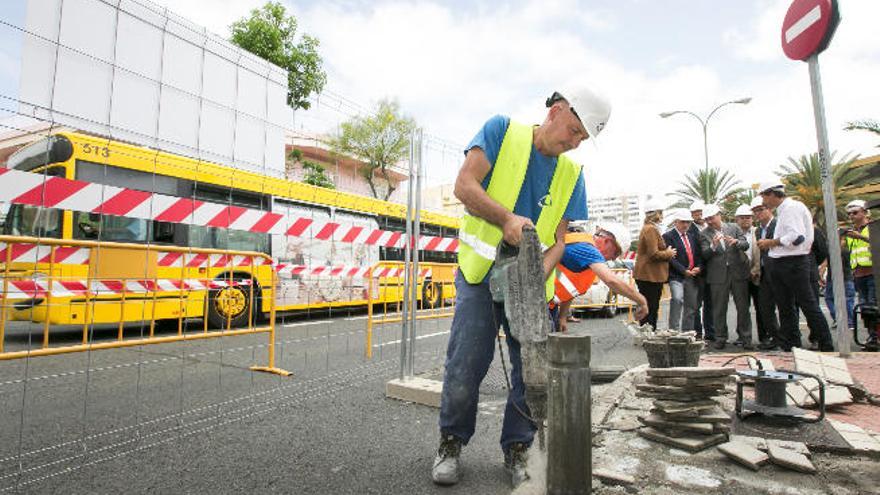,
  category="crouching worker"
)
[552,223,648,331]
